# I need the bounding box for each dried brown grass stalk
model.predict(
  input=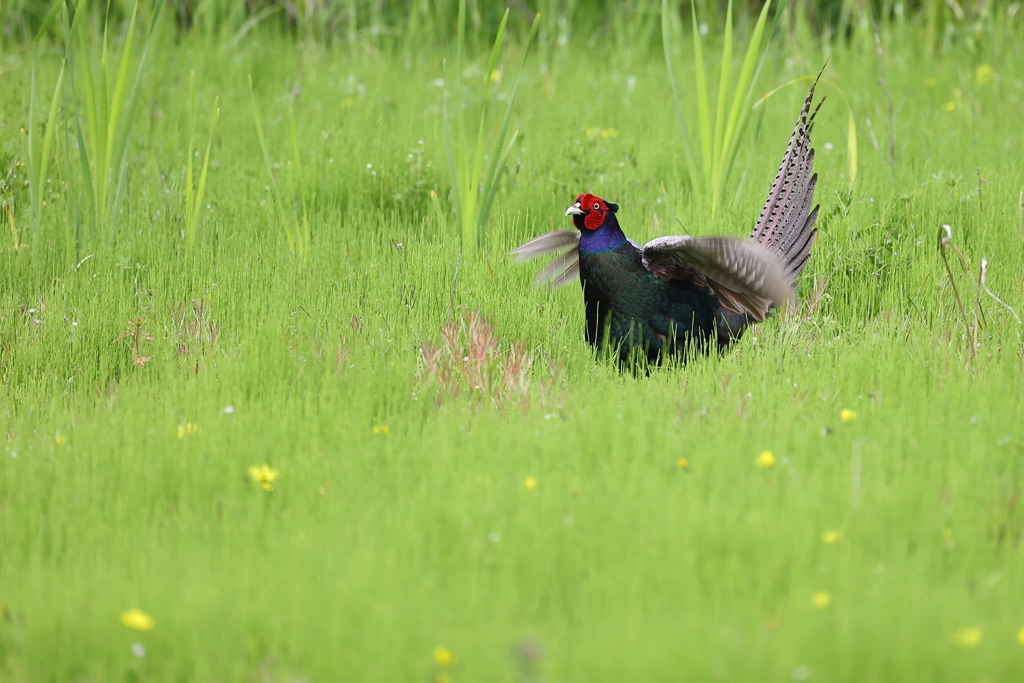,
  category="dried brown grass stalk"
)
[419,310,556,409]
[937,224,1021,369]
[111,317,155,368]
[170,299,220,355]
